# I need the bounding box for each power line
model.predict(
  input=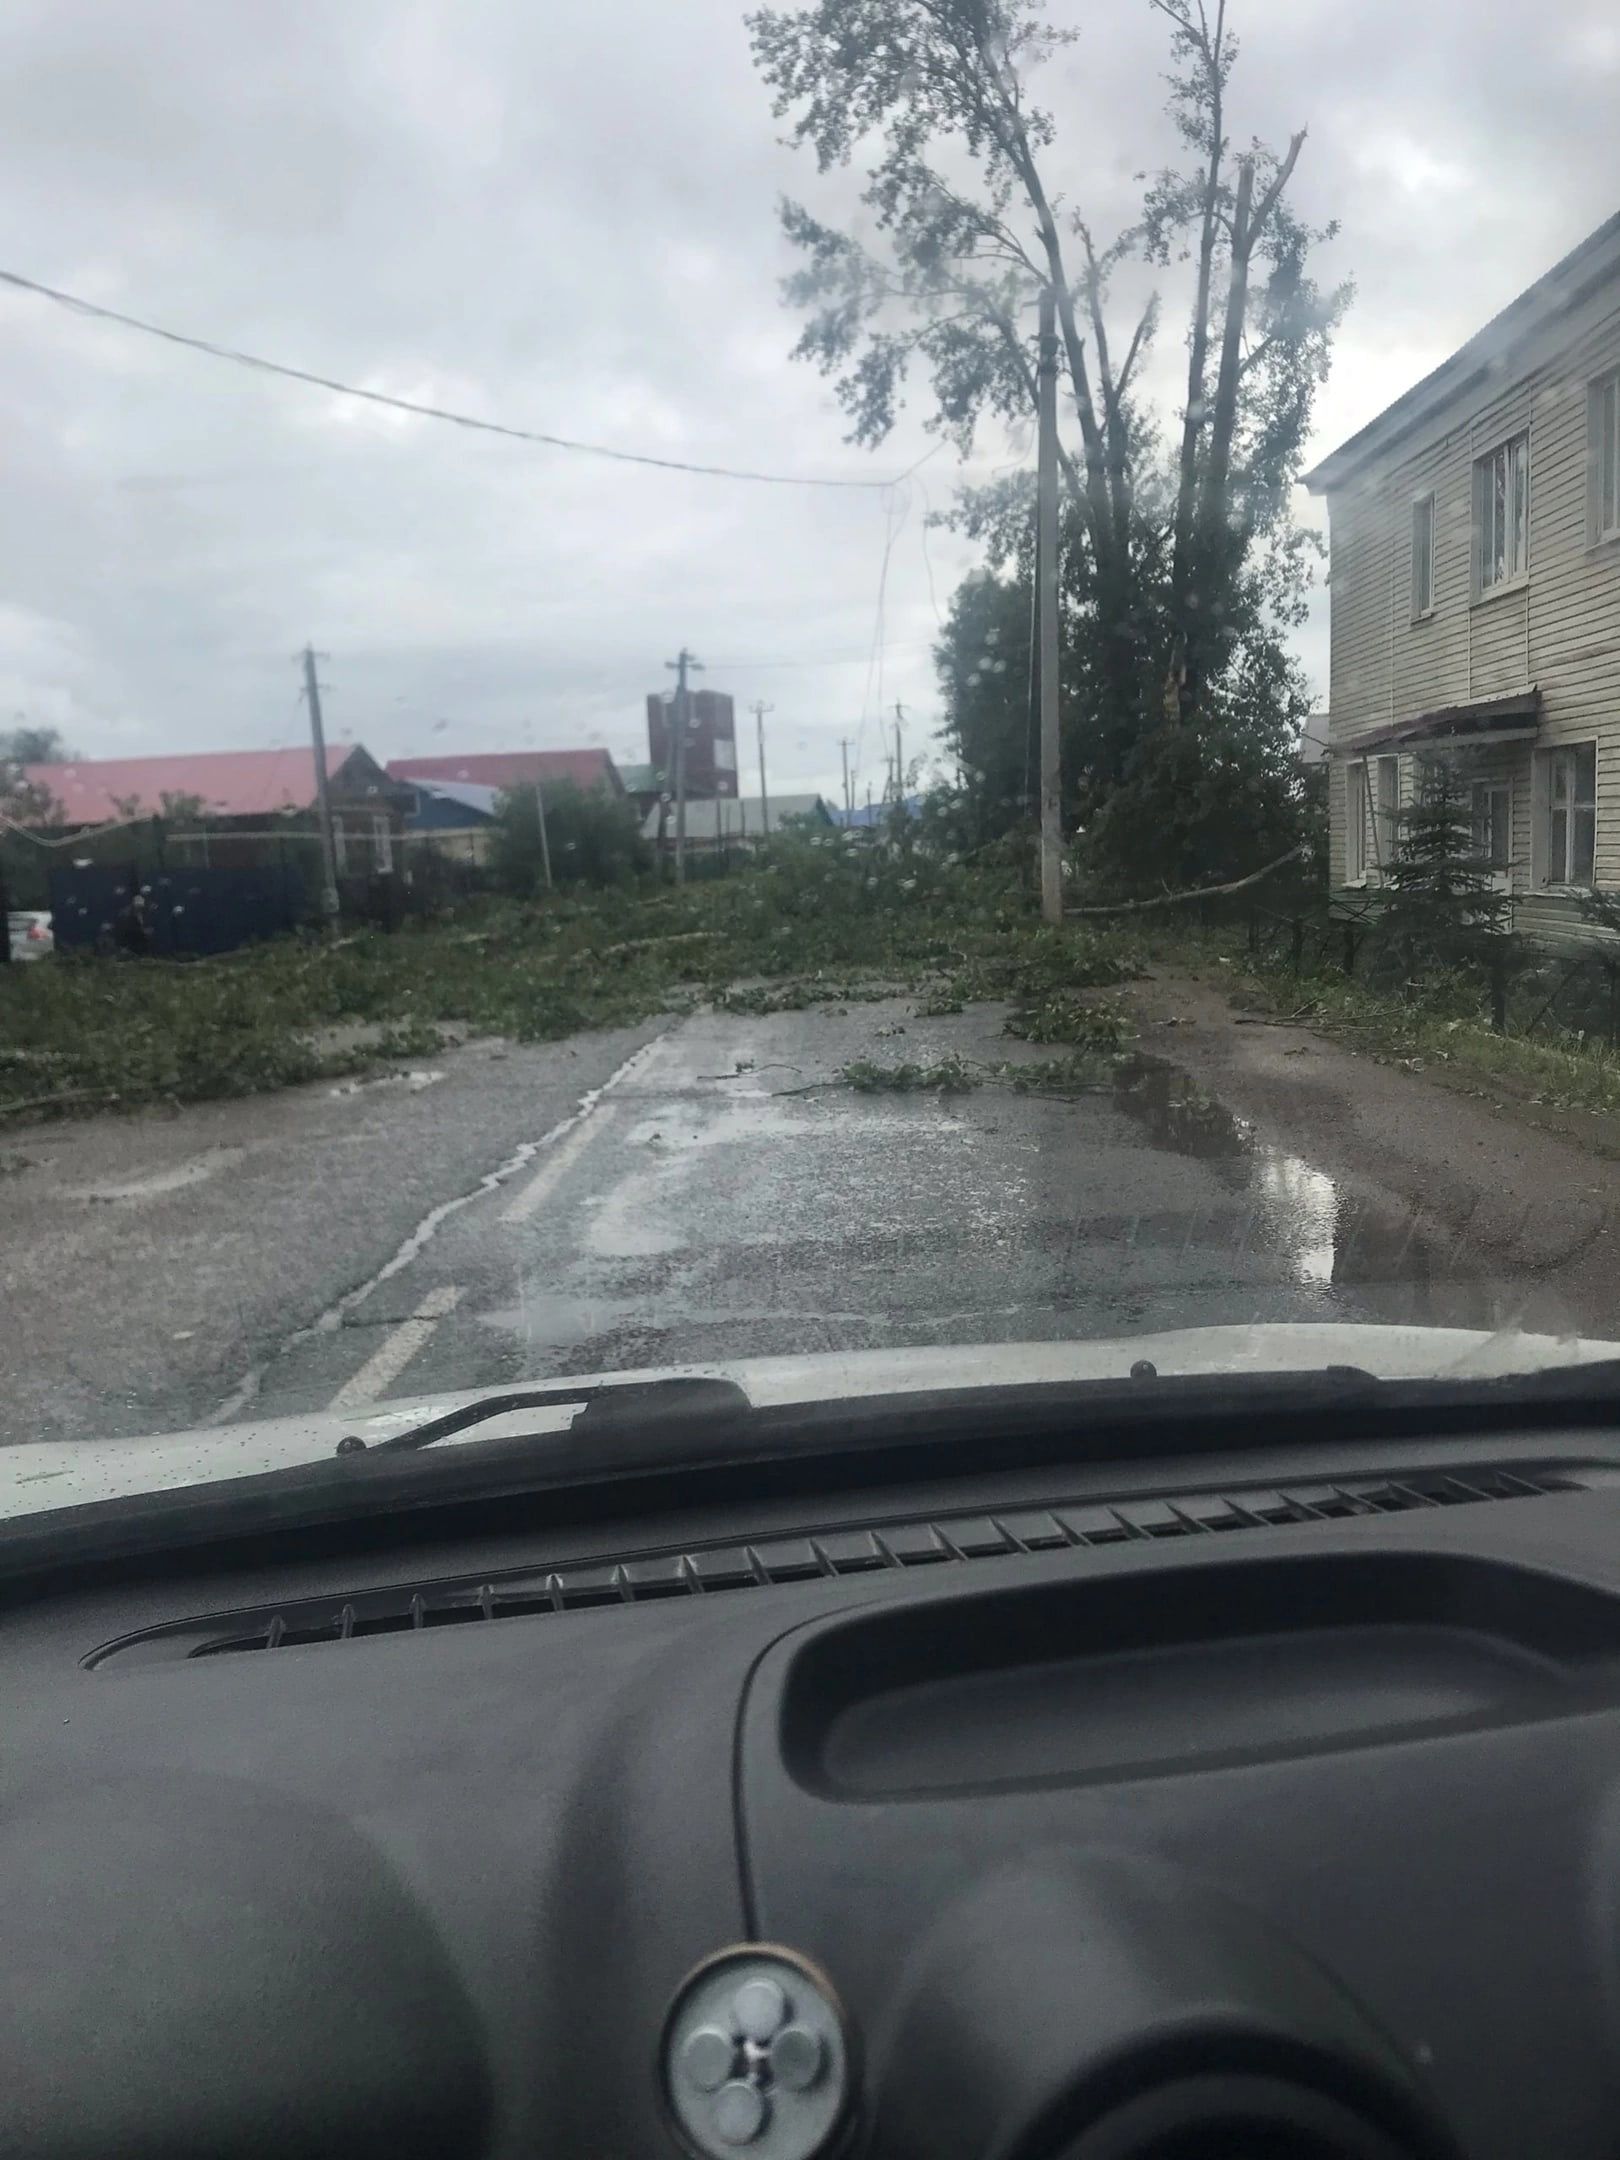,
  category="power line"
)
[0,265,931,492]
